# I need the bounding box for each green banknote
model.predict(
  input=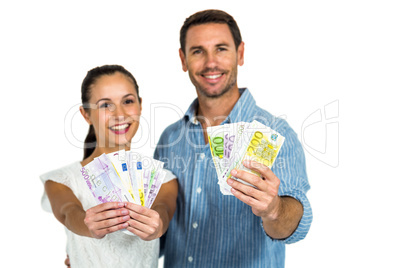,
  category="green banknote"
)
[222,121,285,186]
